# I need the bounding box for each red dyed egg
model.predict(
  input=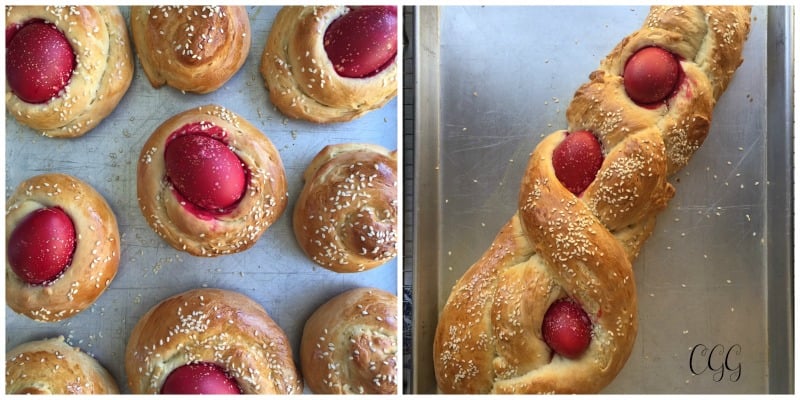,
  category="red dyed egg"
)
[7,207,76,285]
[623,46,680,105]
[552,130,604,195]
[6,20,75,104]
[324,6,397,78]
[164,134,246,211]
[542,298,593,359]
[161,363,241,394]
